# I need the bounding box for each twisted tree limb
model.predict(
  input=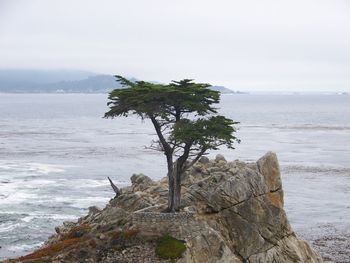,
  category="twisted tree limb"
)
[107,176,121,197]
